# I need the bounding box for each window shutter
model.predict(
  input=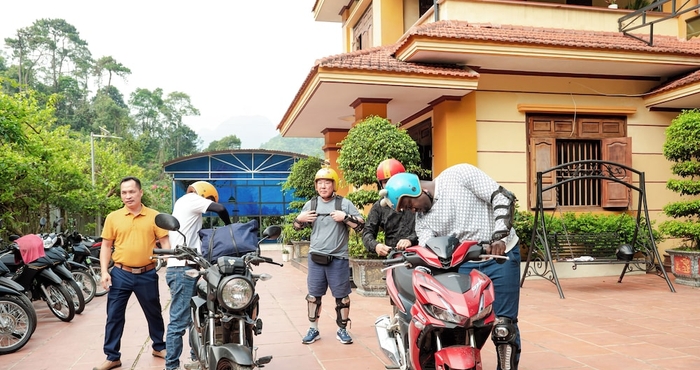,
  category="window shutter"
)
[530,137,556,209]
[601,137,632,208]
